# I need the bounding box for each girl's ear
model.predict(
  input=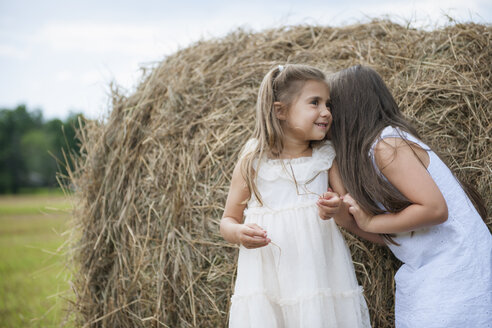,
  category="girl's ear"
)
[274,102,287,120]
